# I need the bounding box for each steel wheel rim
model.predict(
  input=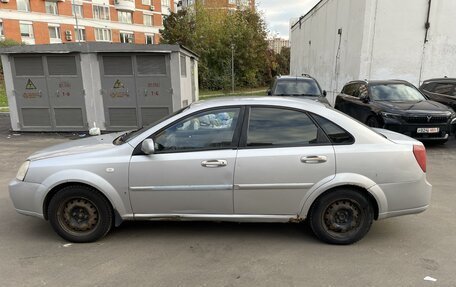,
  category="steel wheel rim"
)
[57,197,100,236]
[322,199,363,237]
